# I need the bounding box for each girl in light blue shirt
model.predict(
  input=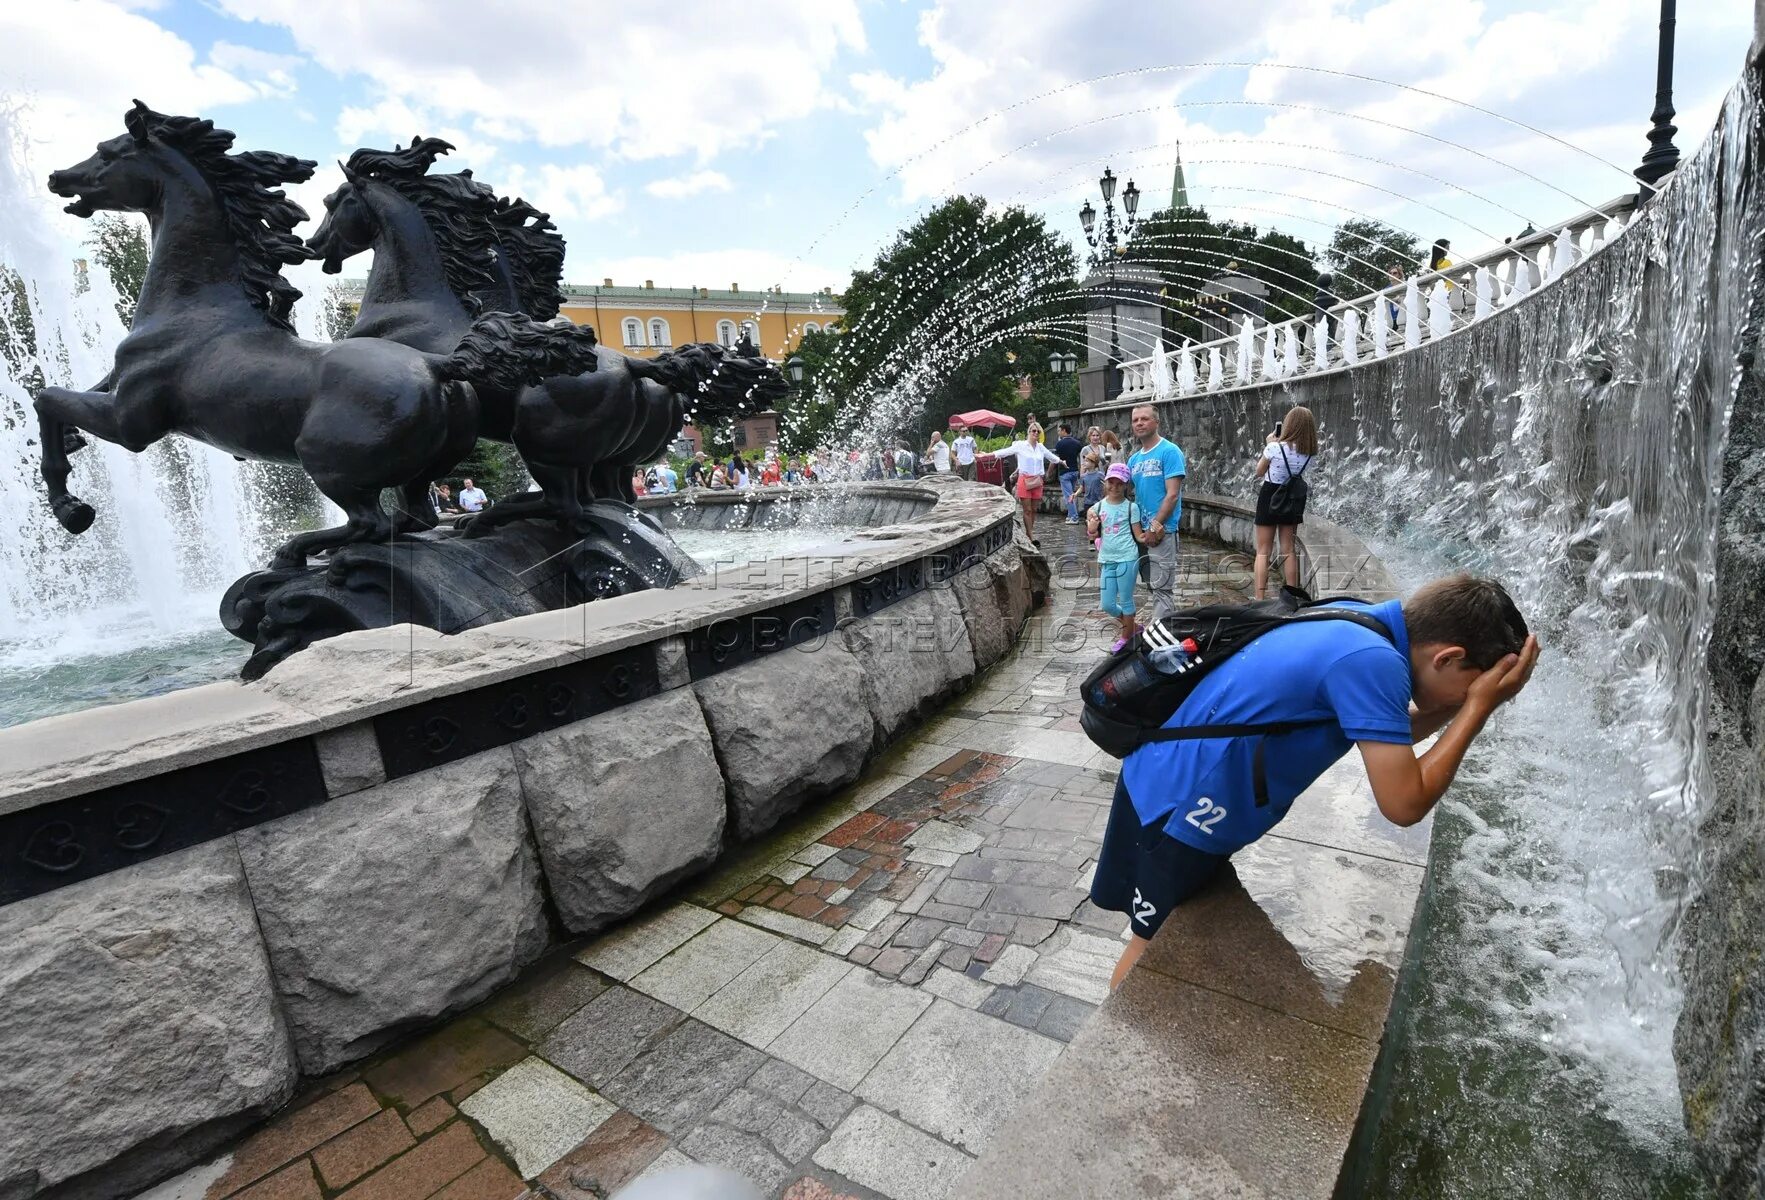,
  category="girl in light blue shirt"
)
[1086,463,1147,651]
